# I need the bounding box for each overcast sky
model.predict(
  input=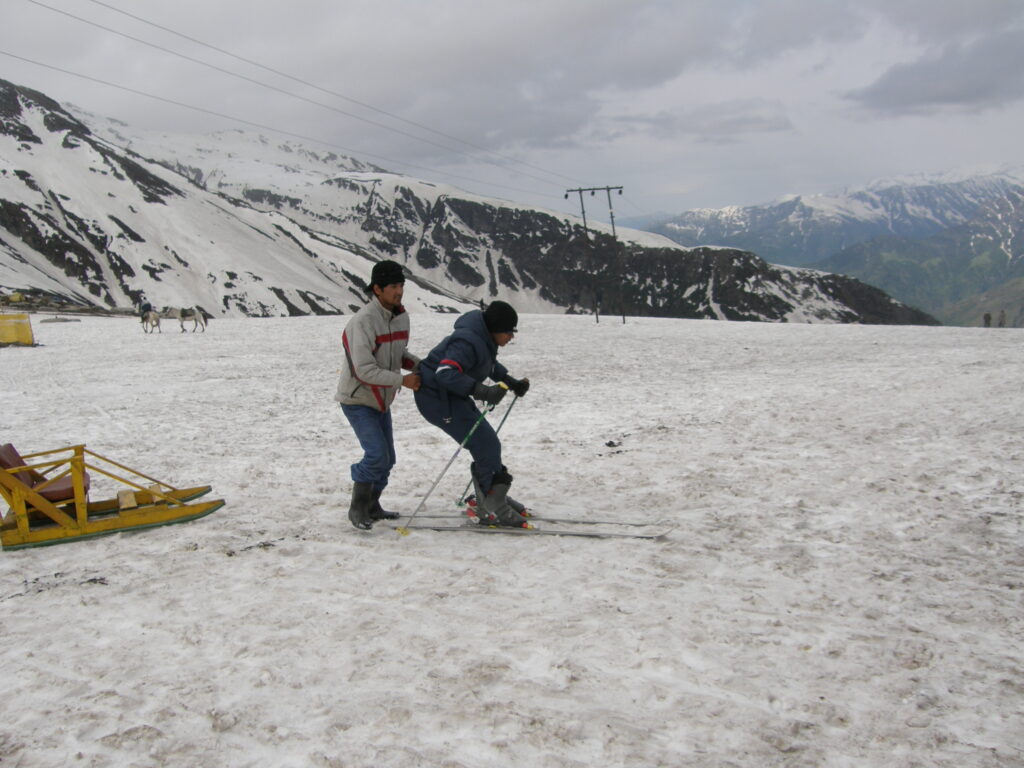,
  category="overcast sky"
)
[4,0,1024,221]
